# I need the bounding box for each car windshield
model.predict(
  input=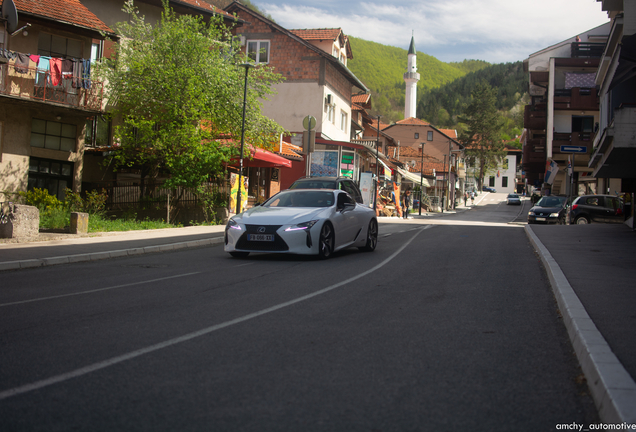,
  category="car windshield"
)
[289,180,337,189]
[263,191,335,208]
[508,194,519,198]
[536,196,566,207]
